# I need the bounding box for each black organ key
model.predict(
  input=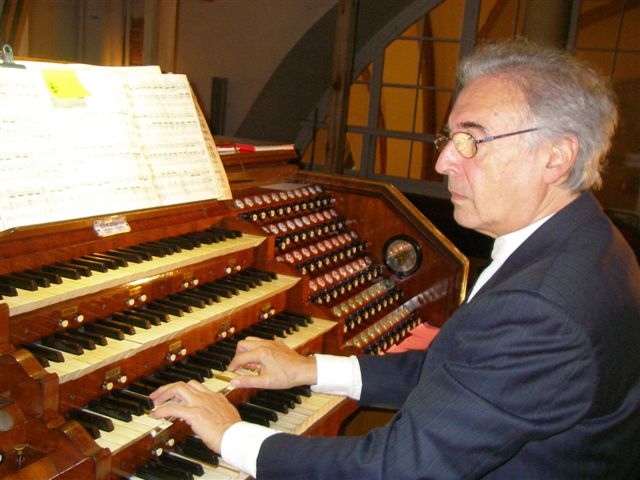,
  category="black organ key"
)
[55,331,97,349]
[237,328,275,341]
[70,257,109,273]
[155,298,193,314]
[145,302,184,317]
[148,240,181,254]
[237,403,278,422]
[42,264,82,280]
[175,443,219,467]
[110,248,148,262]
[188,231,219,244]
[126,381,156,396]
[148,459,194,480]
[162,237,198,250]
[0,283,18,296]
[239,410,271,427]
[263,318,298,333]
[155,370,194,384]
[68,409,114,432]
[248,395,289,414]
[13,271,51,288]
[79,422,101,439]
[57,262,92,277]
[236,271,263,286]
[87,399,132,422]
[289,385,313,397]
[208,227,241,239]
[127,244,167,258]
[84,321,125,340]
[101,393,145,416]
[41,336,84,355]
[158,452,205,477]
[278,311,313,326]
[22,343,64,363]
[245,268,276,281]
[139,375,170,389]
[96,318,136,335]
[263,389,301,405]
[0,274,38,291]
[175,361,213,379]
[202,347,234,362]
[179,290,214,305]
[168,293,206,309]
[232,272,261,287]
[131,307,169,323]
[196,284,231,298]
[86,252,126,268]
[135,463,190,480]
[111,388,154,410]
[249,323,286,338]
[211,278,243,293]
[256,390,297,408]
[185,354,226,372]
[124,310,162,326]
[164,365,205,382]
[111,313,151,330]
